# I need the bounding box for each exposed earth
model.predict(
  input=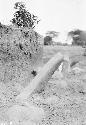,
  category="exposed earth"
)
[0,24,86,125]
